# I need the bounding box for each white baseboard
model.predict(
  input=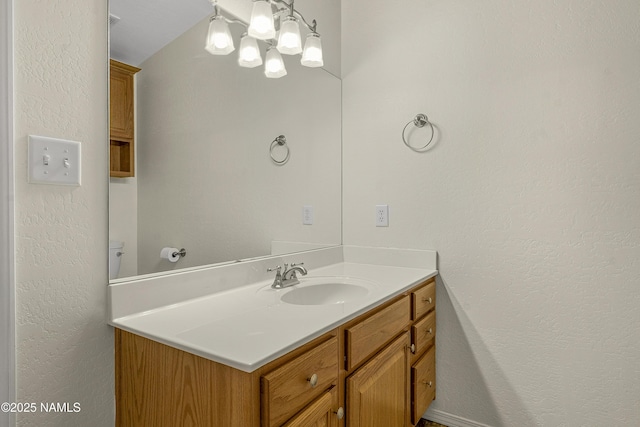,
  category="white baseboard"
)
[423,409,494,427]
